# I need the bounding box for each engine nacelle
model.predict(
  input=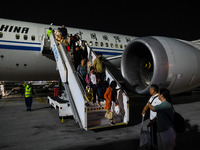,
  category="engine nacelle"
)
[121,36,200,94]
